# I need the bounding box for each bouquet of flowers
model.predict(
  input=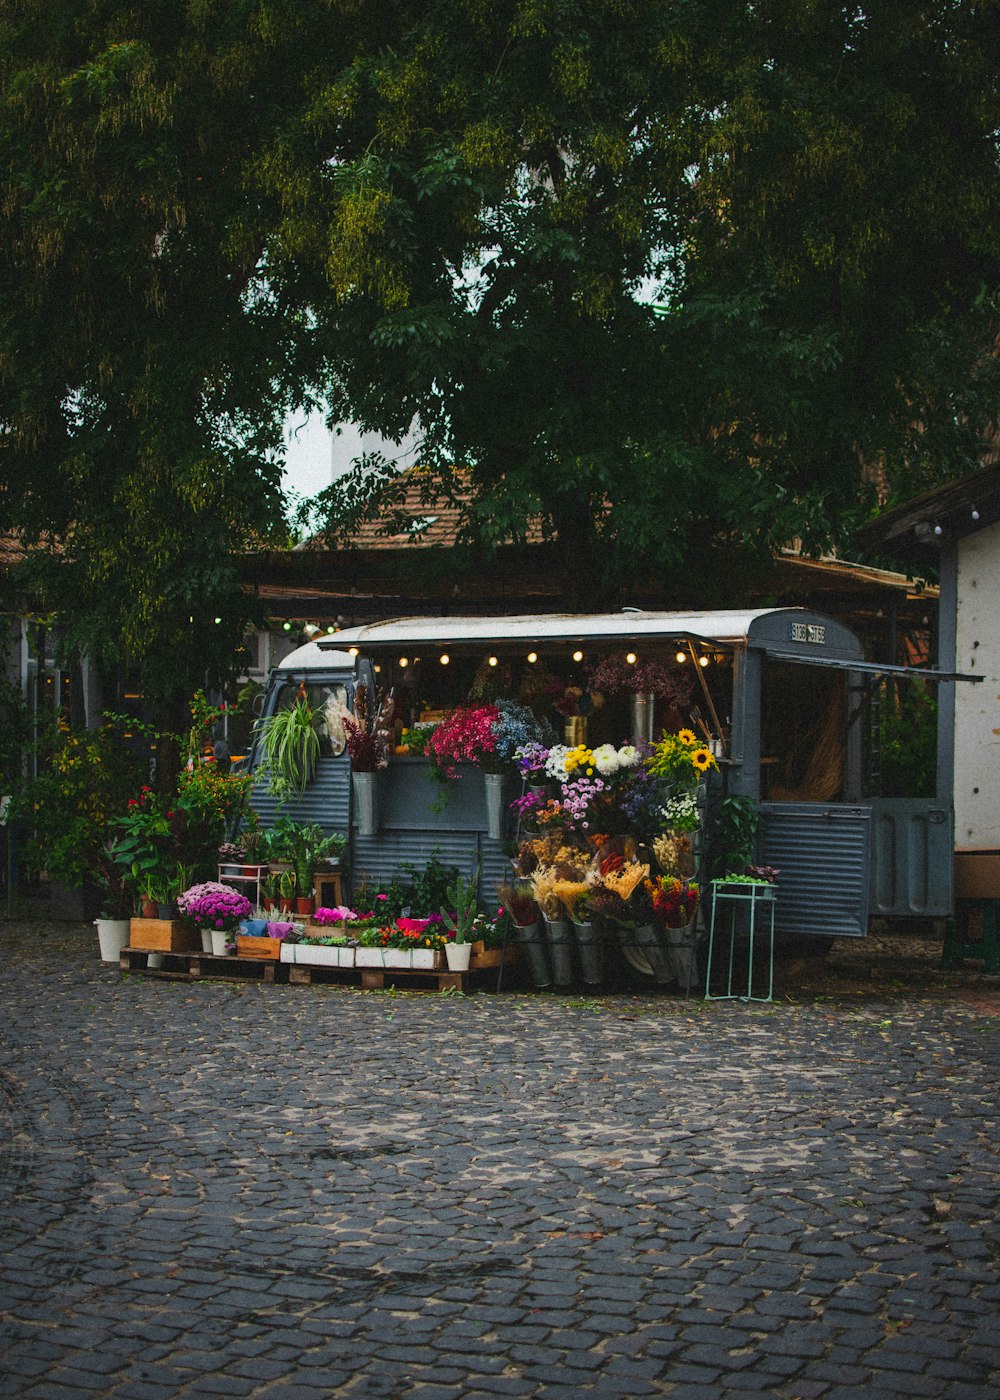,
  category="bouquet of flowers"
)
[645,728,718,791]
[646,875,700,928]
[425,704,500,775]
[343,682,395,772]
[176,881,252,932]
[588,656,692,705]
